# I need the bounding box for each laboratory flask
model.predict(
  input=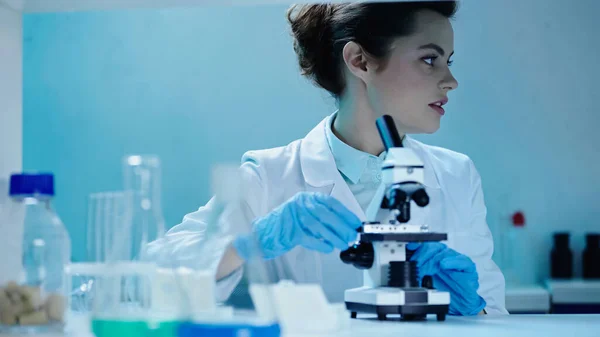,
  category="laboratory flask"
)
[90,155,175,337]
